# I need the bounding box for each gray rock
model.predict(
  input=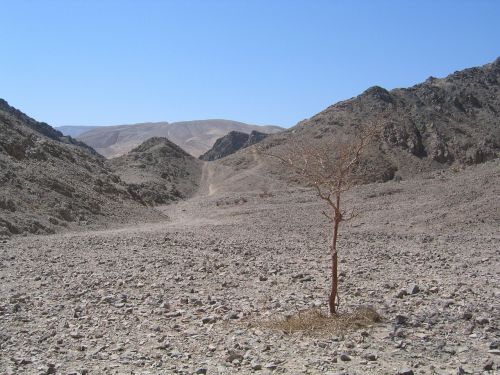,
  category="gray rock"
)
[476,316,490,325]
[364,352,377,361]
[395,314,408,325]
[250,360,262,370]
[265,362,278,370]
[340,354,351,361]
[46,363,56,374]
[226,351,244,363]
[202,316,217,324]
[483,359,494,371]
[407,284,420,295]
